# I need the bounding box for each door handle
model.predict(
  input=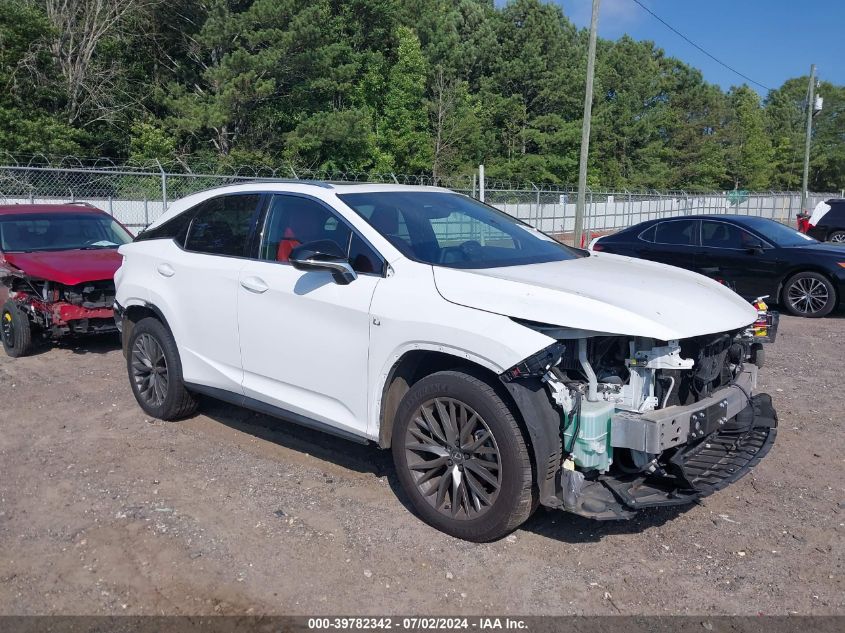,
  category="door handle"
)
[156,263,175,277]
[240,276,269,294]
